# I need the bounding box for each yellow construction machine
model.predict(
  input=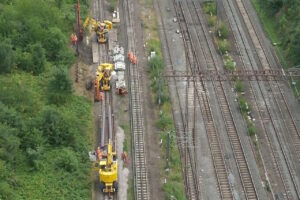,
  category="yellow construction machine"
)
[94,63,114,101]
[83,17,113,43]
[91,140,118,193]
